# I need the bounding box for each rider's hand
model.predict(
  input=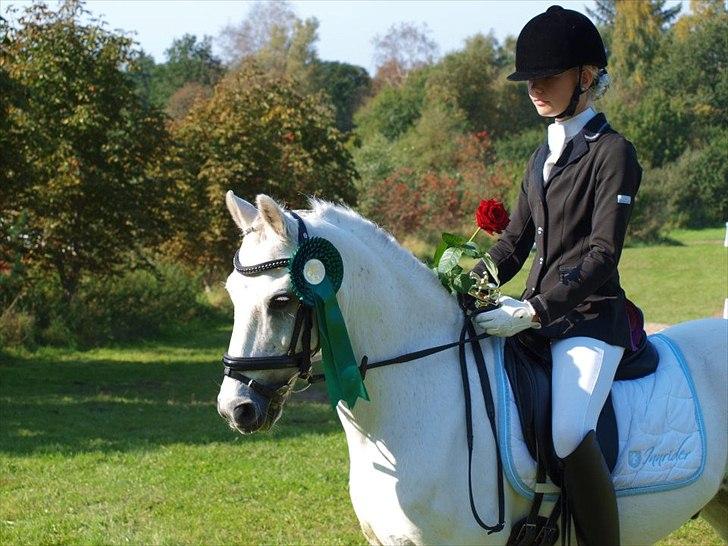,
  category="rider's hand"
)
[472,296,542,337]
